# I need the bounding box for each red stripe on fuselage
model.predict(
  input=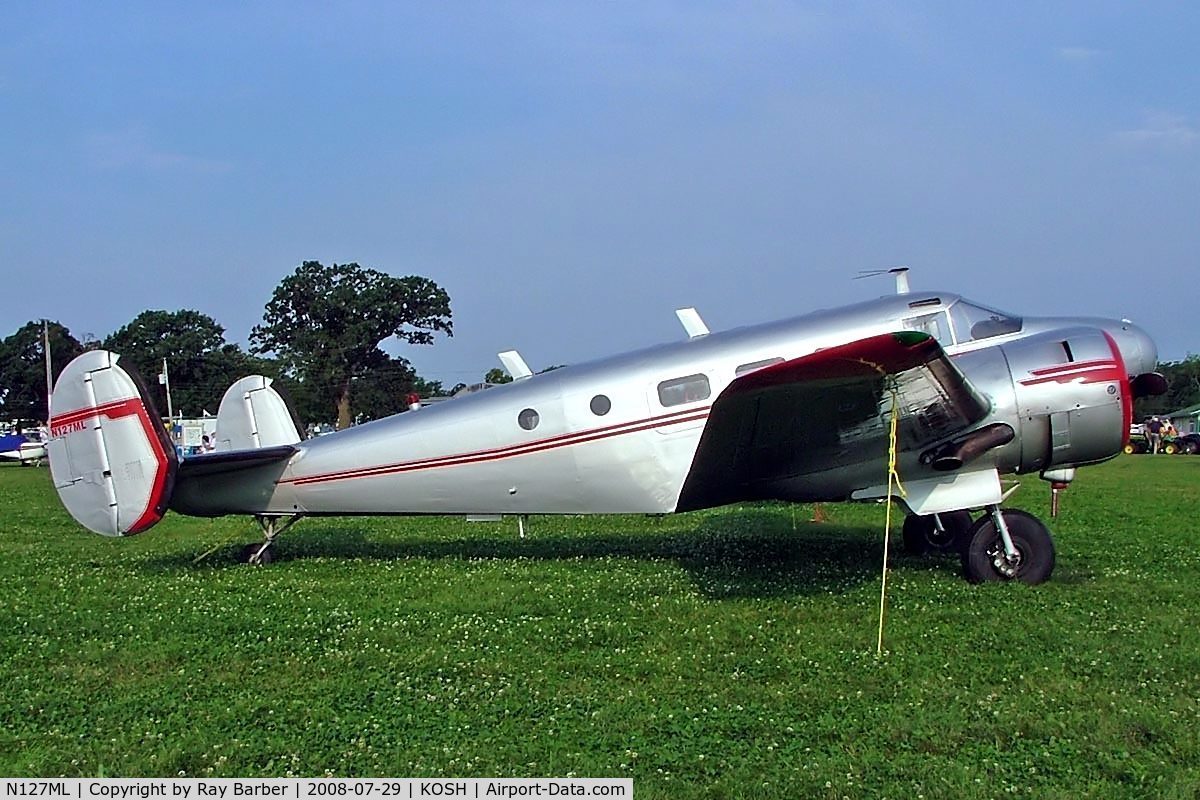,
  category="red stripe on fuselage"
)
[1023,358,1116,377]
[1018,360,1121,387]
[284,405,713,487]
